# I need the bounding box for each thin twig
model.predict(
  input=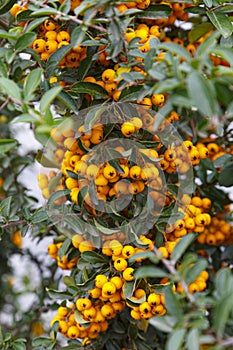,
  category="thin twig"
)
[153,246,195,302]
[28,0,108,33]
